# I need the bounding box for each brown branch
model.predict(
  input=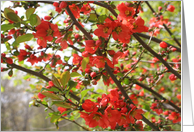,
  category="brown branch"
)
[9,63,81,102]
[136,33,181,52]
[65,6,92,40]
[145,1,181,47]
[93,1,118,18]
[133,33,181,80]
